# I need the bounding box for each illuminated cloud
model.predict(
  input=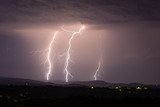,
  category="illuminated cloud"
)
[0,0,160,29]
